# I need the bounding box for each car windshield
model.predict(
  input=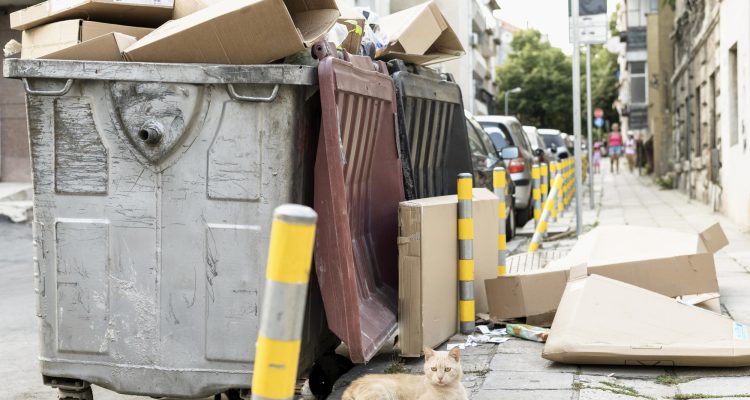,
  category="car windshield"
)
[541,134,564,148]
[479,123,509,149]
